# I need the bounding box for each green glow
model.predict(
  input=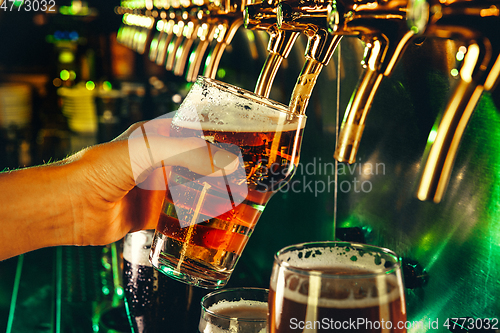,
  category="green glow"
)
[450,68,459,77]
[60,70,70,81]
[167,41,175,56]
[69,70,76,80]
[12,1,23,7]
[102,286,110,295]
[59,51,74,64]
[150,37,159,54]
[86,81,96,90]
[116,286,124,297]
[456,51,465,61]
[92,323,100,332]
[427,127,438,144]
[217,68,226,79]
[245,30,255,42]
[103,81,112,91]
